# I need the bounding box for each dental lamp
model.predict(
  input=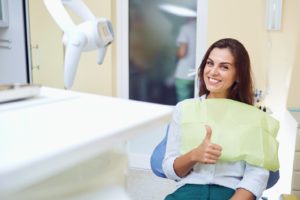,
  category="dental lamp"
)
[43,0,114,89]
